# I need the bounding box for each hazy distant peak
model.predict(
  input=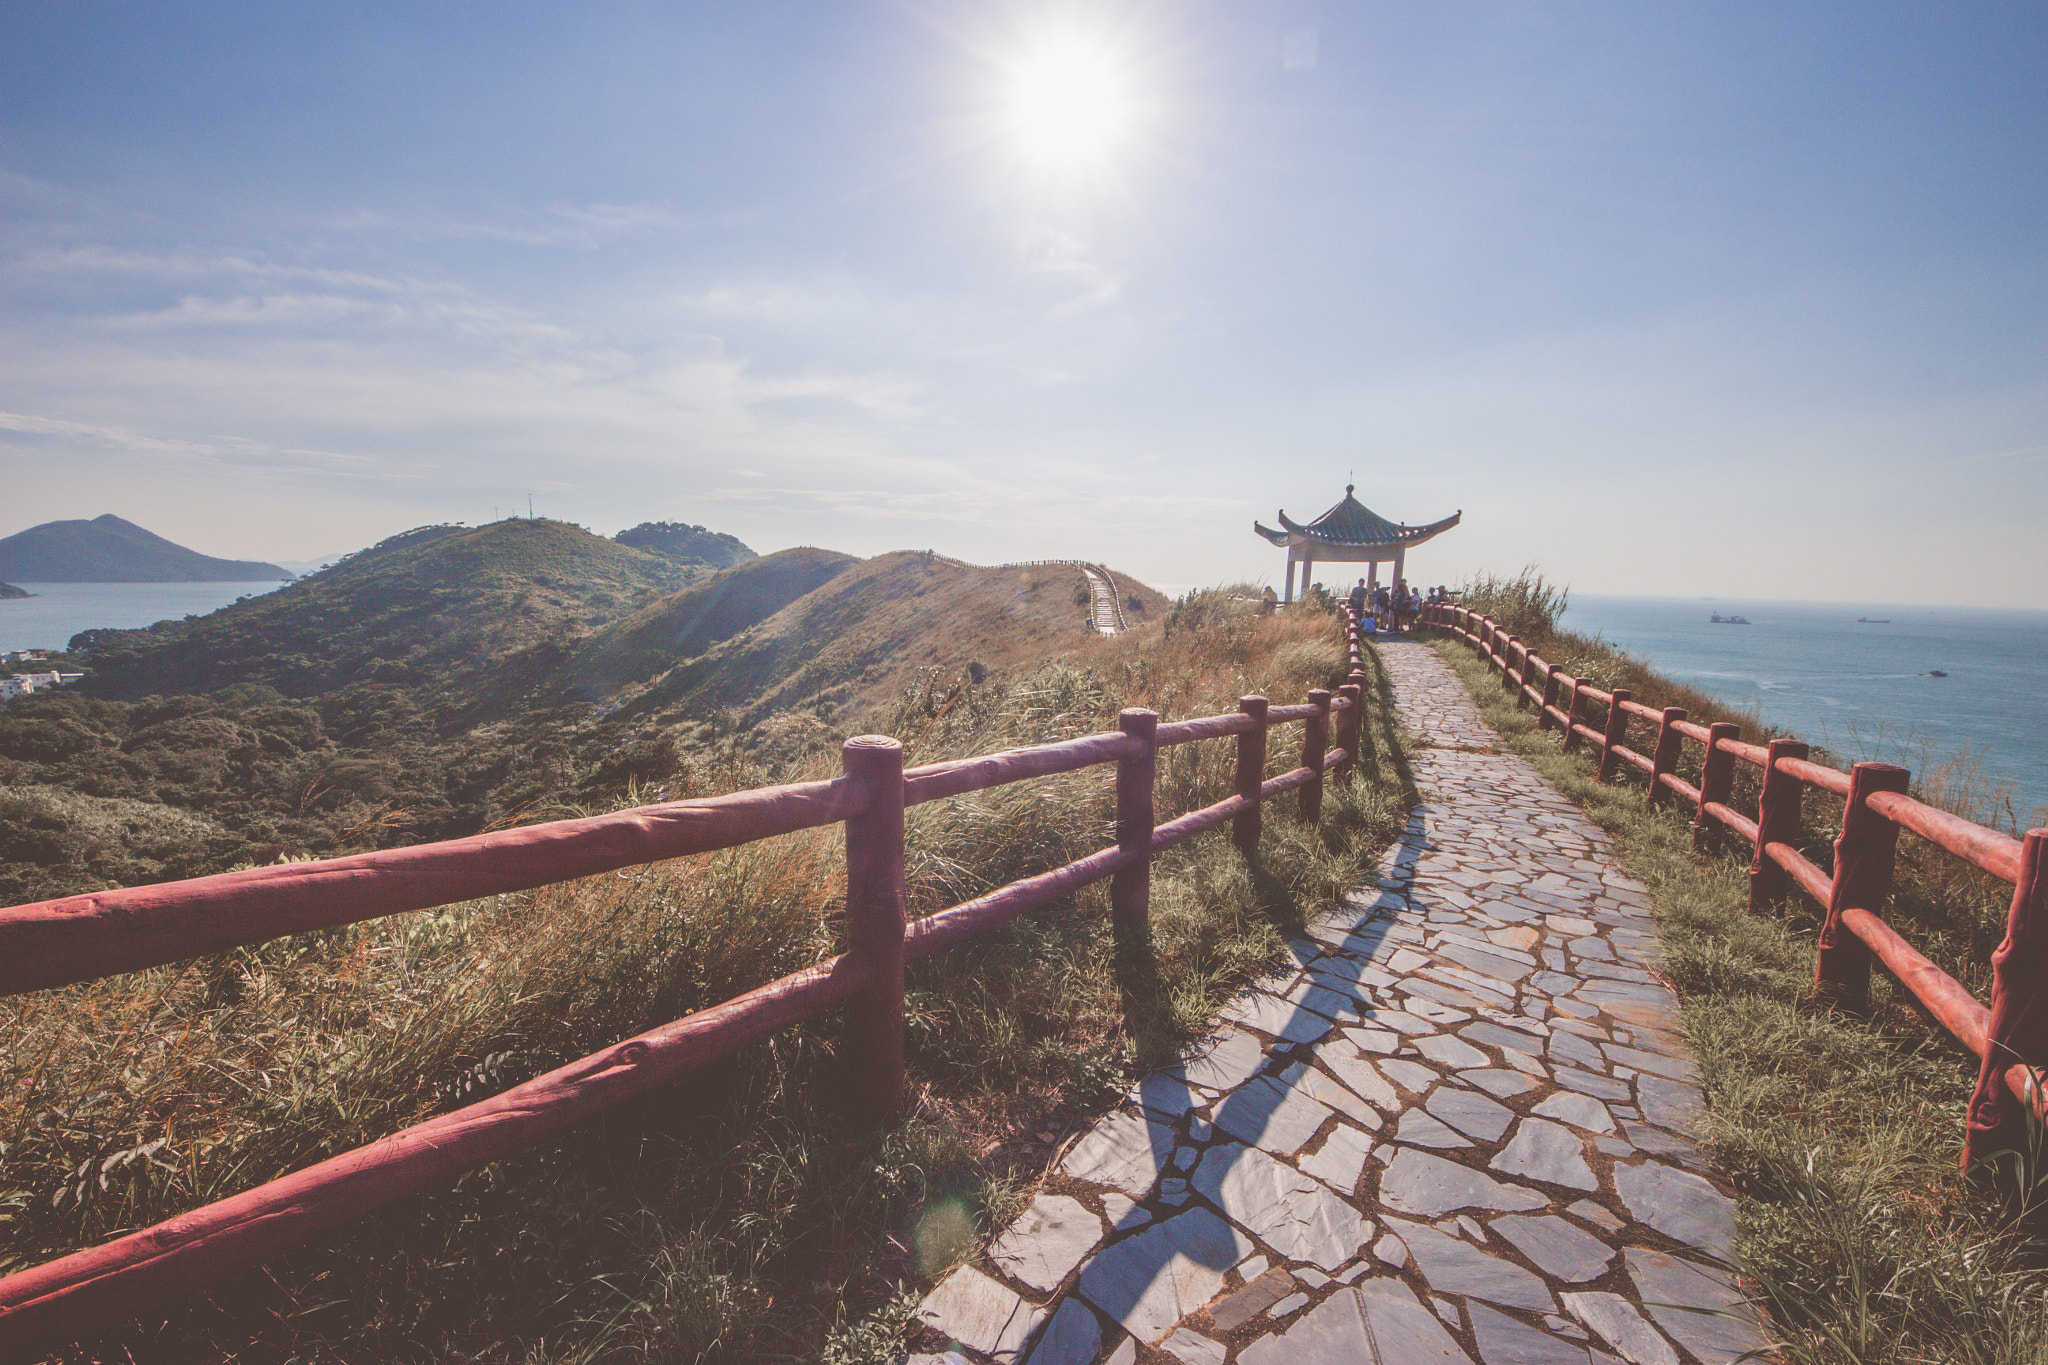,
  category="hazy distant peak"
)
[0,515,291,583]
